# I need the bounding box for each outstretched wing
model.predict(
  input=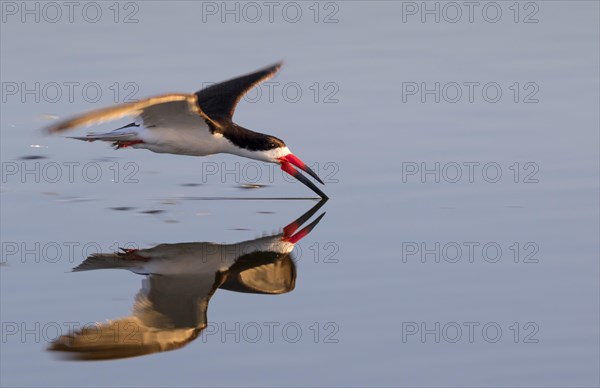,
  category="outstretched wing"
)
[195,62,283,122]
[44,94,219,134]
[49,316,201,361]
[49,274,225,360]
